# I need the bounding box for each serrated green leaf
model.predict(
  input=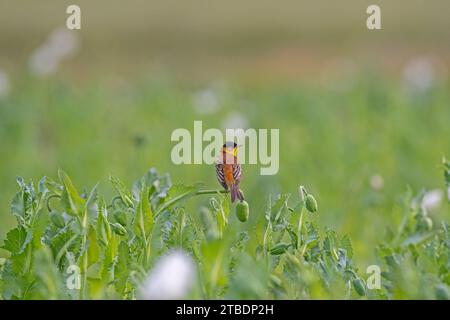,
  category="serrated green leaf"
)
[58,170,85,216]
[110,176,134,208]
[201,239,229,297]
[114,241,130,295]
[100,234,117,282]
[10,191,25,220]
[341,235,354,260]
[43,176,63,196]
[134,186,153,240]
[31,208,49,249]
[86,183,99,220]
[210,195,229,237]
[1,226,32,255]
[33,247,65,299]
[323,229,339,260]
[286,227,298,249]
[96,200,112,247]
[50,228,81,265]
[0,259,35,299]
[87,226,101,269]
